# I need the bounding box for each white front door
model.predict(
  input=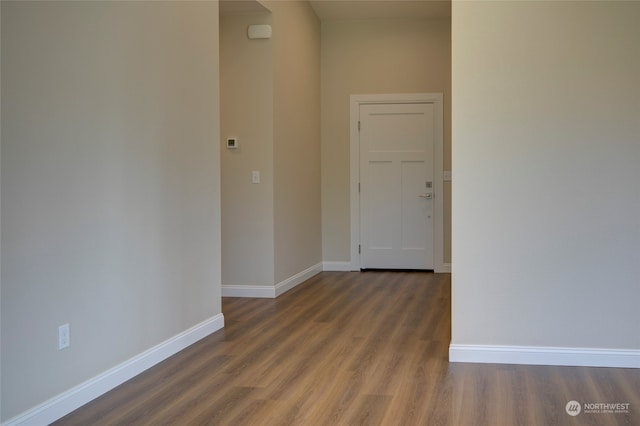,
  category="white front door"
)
[359,102,435,270]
